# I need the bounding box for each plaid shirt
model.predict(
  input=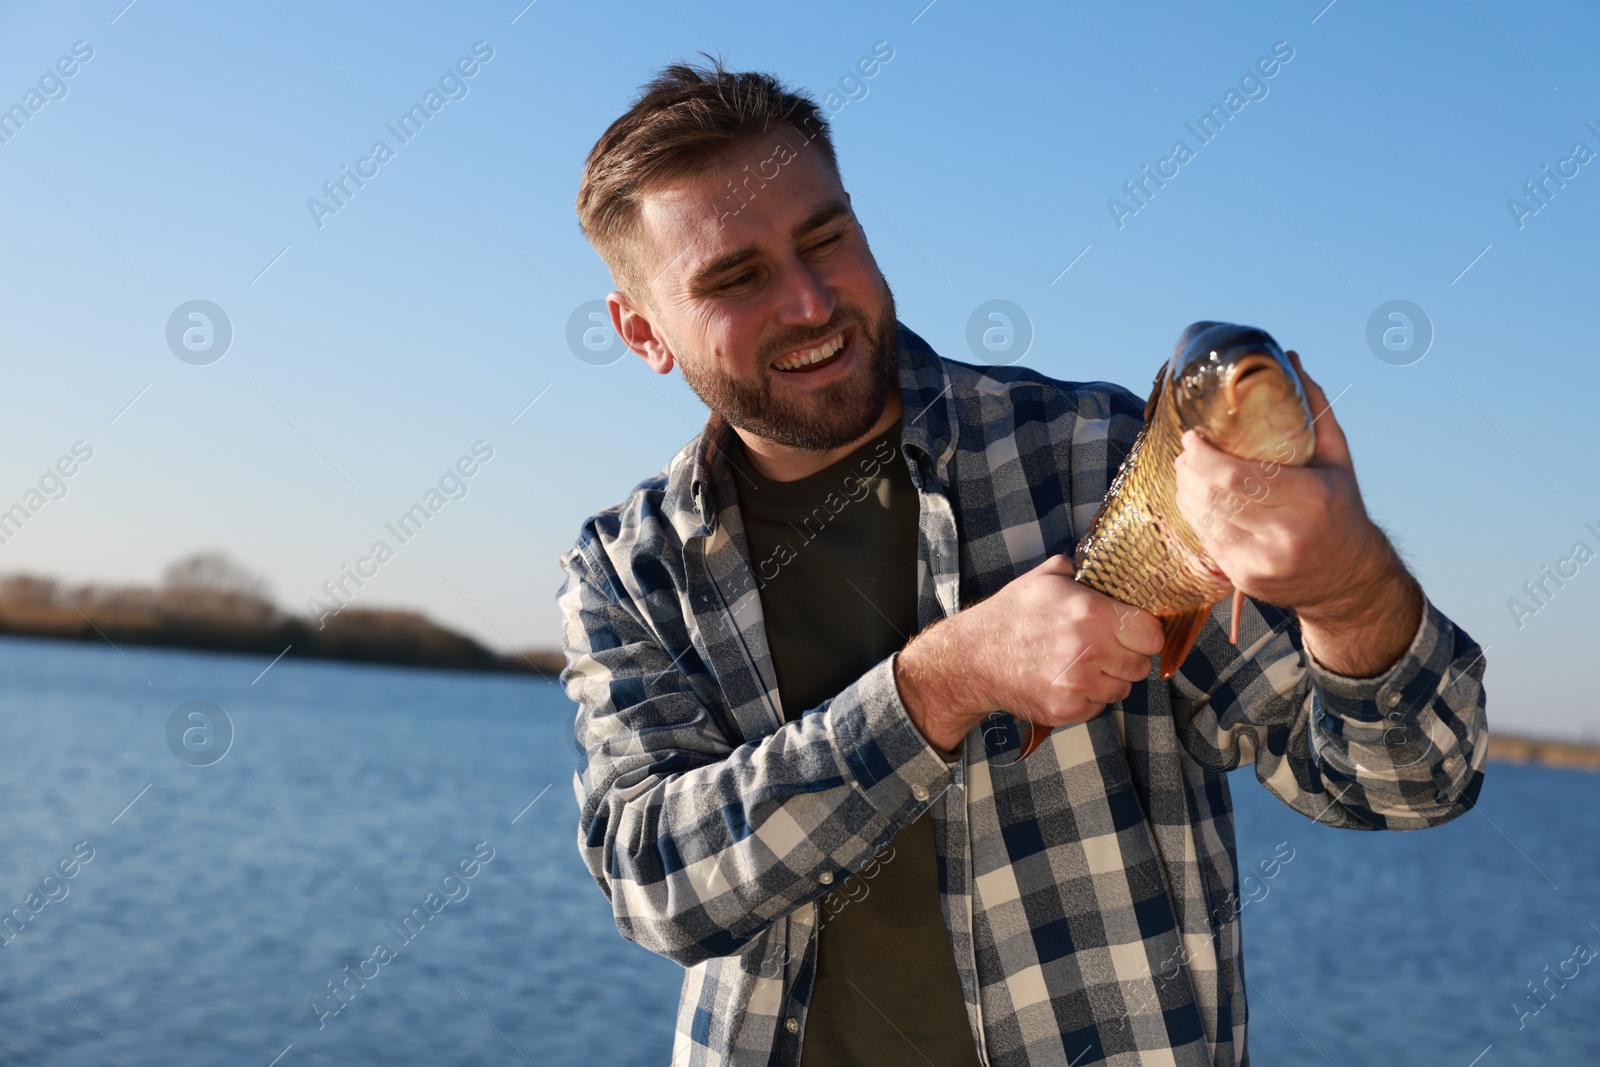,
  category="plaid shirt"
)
[557,322,1488,1067]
